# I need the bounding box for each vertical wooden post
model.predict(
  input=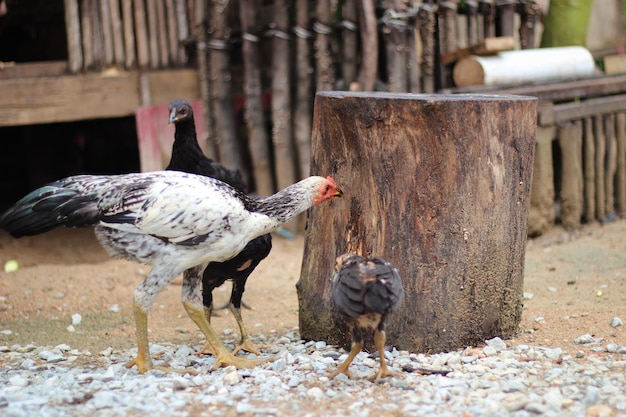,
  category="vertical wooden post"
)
[557,121,583,229]
[134,0,150,68]
[122,0,137,69]
[294,0,313,178]
[240,0,274,193]
[80,0,94,70]
[528,126,556,236]
[583,118,596,222]
[417,5,436,93]
[297,92,537,353]
[594,115,606,220]
[64,0,83,73]
[604,114,617,218]
[109,0,126,67]
[616,113,626,216]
